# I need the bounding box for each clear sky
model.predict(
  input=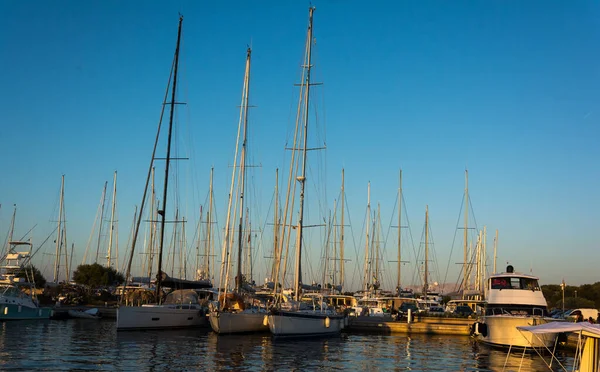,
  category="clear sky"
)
[1,1,599,291]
